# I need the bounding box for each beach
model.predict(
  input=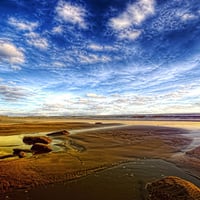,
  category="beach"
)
[0,116,200,199]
